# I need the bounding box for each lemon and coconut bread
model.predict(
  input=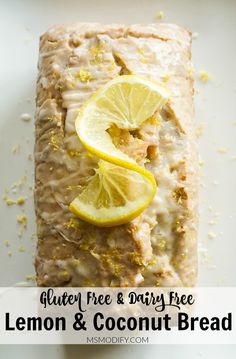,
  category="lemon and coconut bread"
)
[35,23,198,287]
